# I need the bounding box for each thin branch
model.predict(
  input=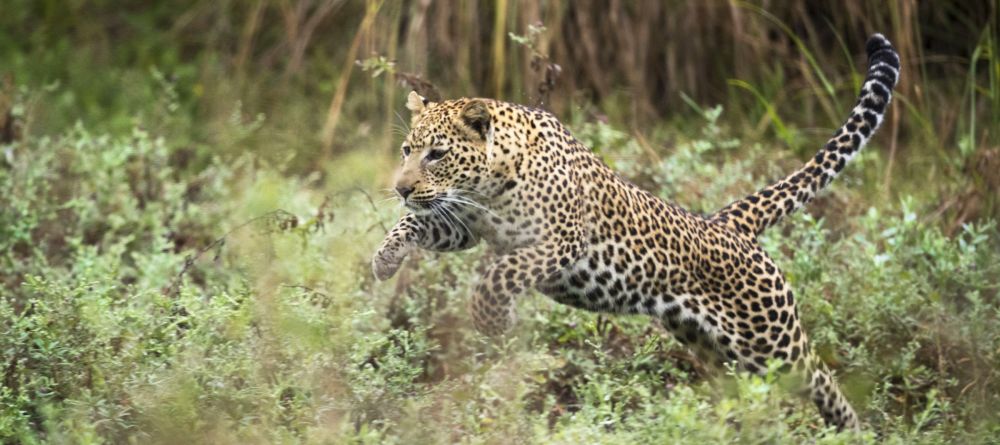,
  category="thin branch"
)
[162,209,296,297]
[332,186,390,232]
